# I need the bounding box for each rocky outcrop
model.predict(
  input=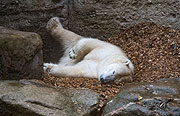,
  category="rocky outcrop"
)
[1,78,180,116]
[0,27,43,80]
[0,80,100,116]
[101,78,180,116]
